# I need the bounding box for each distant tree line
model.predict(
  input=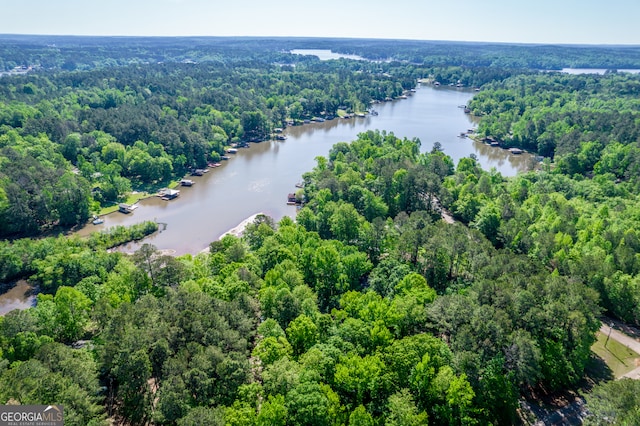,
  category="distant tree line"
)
[2,35,640,71]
